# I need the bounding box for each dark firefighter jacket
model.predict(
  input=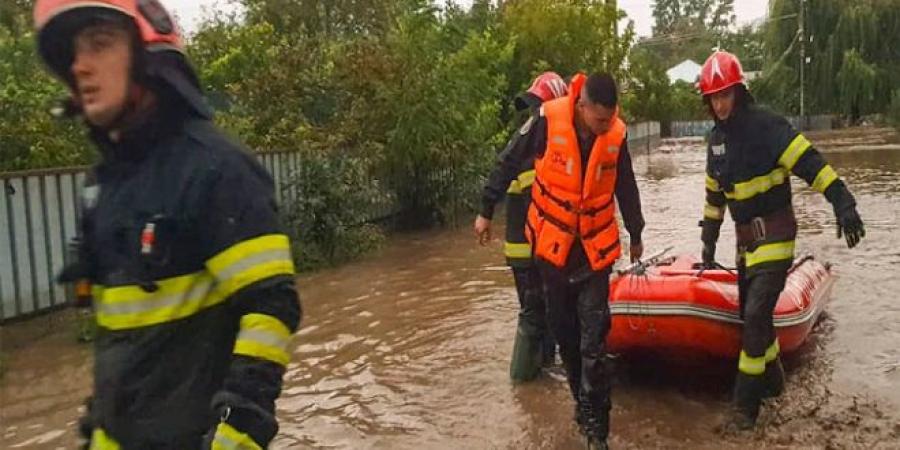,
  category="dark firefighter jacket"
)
[702,104,856,274]
[68,96,302,448]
